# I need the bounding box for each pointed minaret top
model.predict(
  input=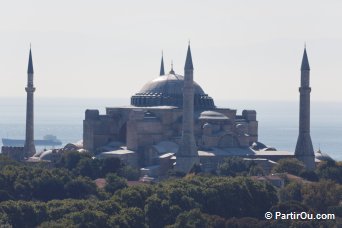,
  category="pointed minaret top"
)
[160,51,165,76]
[301,47,310,71]
[27,47,34,74]
[169,60,175,74]
[184,44,194,70]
